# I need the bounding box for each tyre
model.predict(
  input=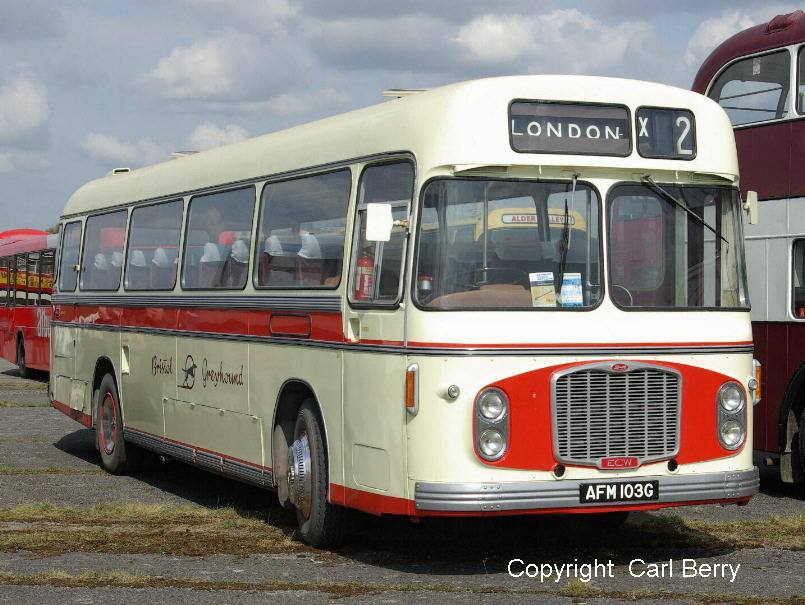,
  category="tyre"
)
[288,399,348,547]
[272,421,294,509]
[797,411,805,475]
[96,373,141,475]
[16,337,30,380]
